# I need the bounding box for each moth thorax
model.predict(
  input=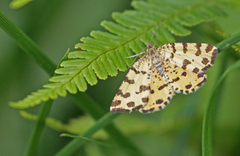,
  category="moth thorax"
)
[150,52,160,64]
